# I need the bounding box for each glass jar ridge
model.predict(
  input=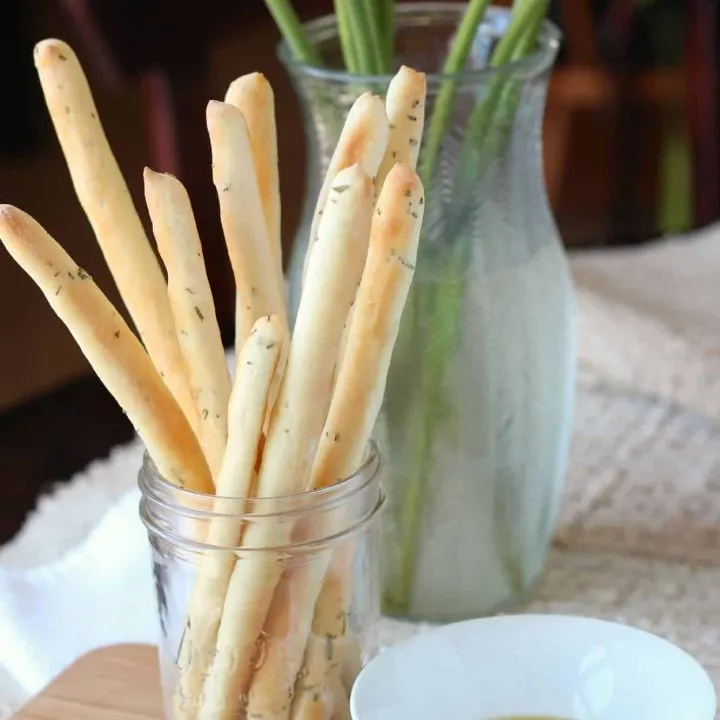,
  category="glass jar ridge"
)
[139,440,383,551]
